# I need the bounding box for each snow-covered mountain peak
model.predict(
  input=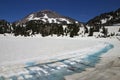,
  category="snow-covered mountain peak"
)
[15,10,81,25]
